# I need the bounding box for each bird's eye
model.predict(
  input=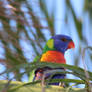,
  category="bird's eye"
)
[61,38,67,42]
